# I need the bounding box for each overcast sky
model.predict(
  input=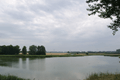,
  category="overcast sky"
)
[0,0,120,51]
